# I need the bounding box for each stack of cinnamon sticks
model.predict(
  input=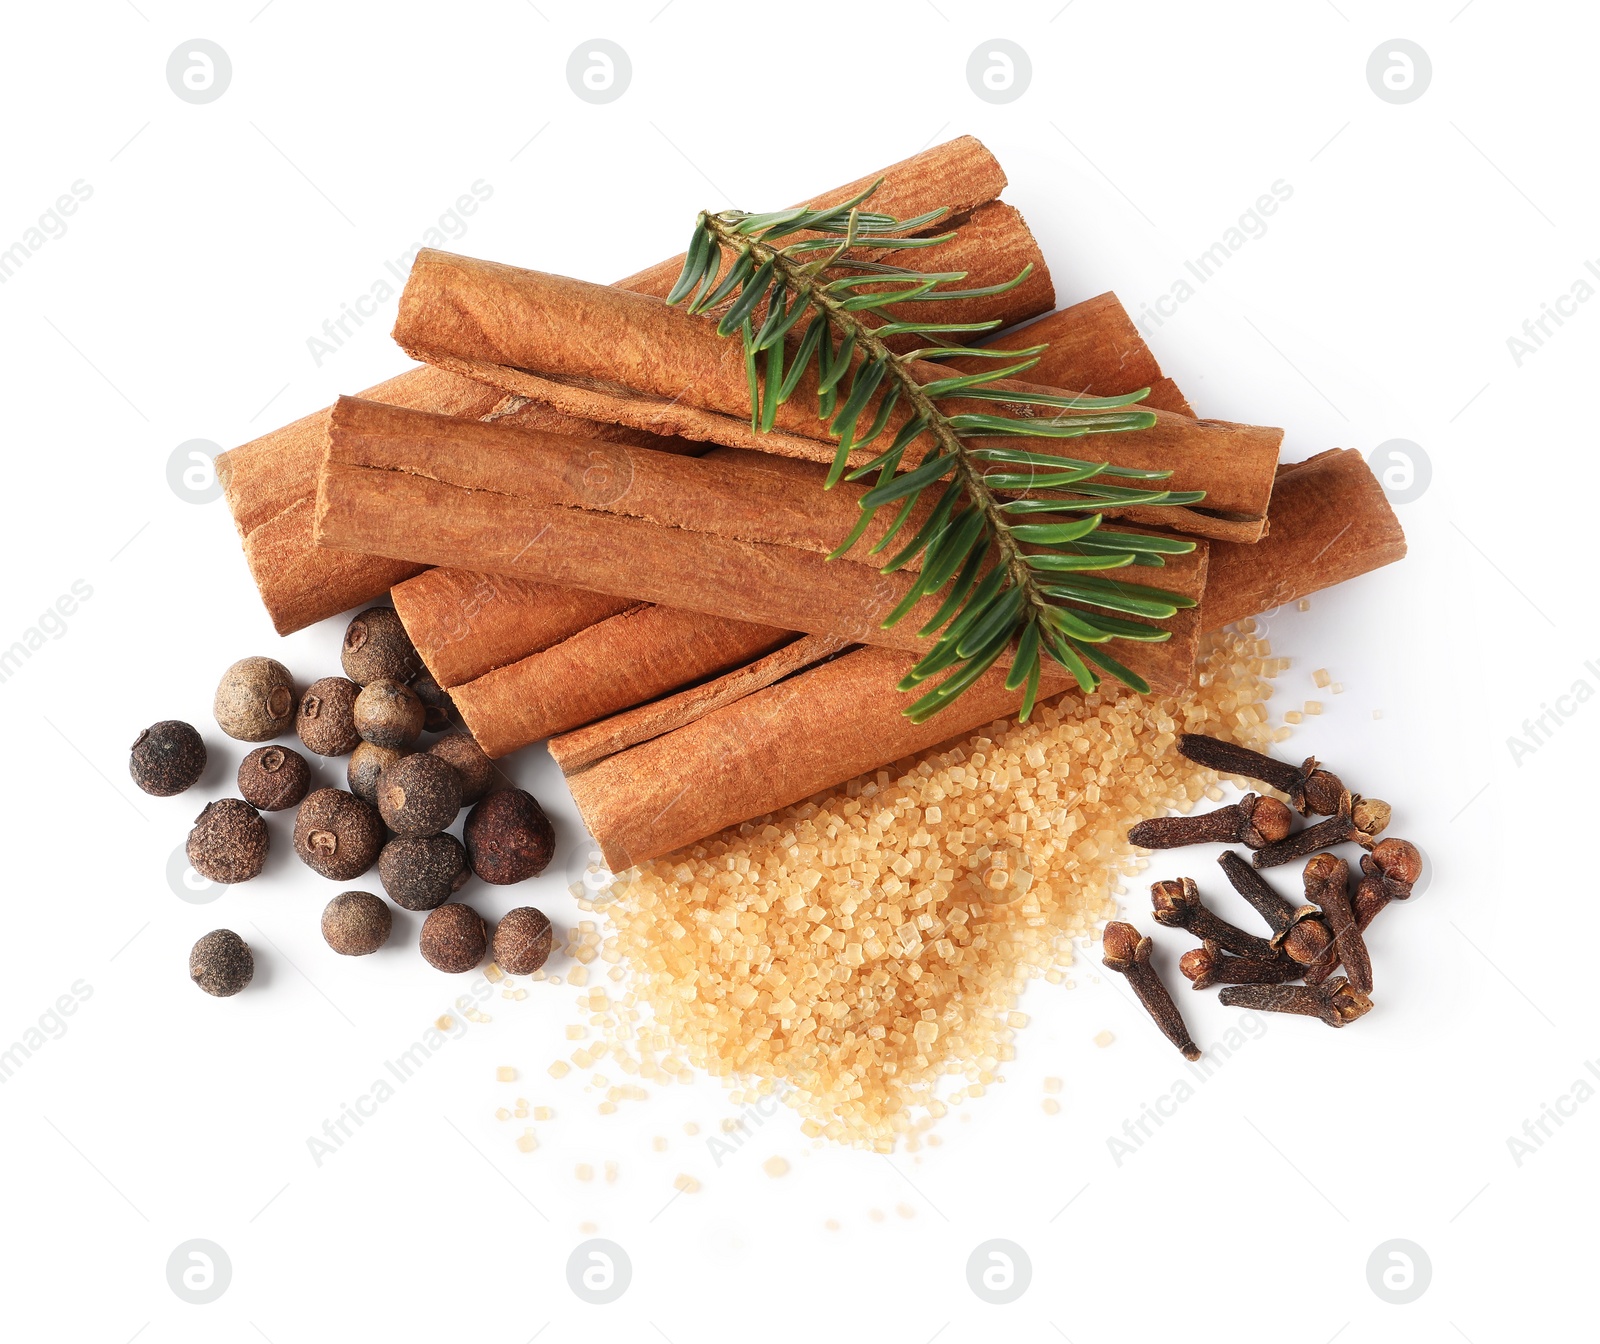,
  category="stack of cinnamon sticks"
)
[217,136,1406,870]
